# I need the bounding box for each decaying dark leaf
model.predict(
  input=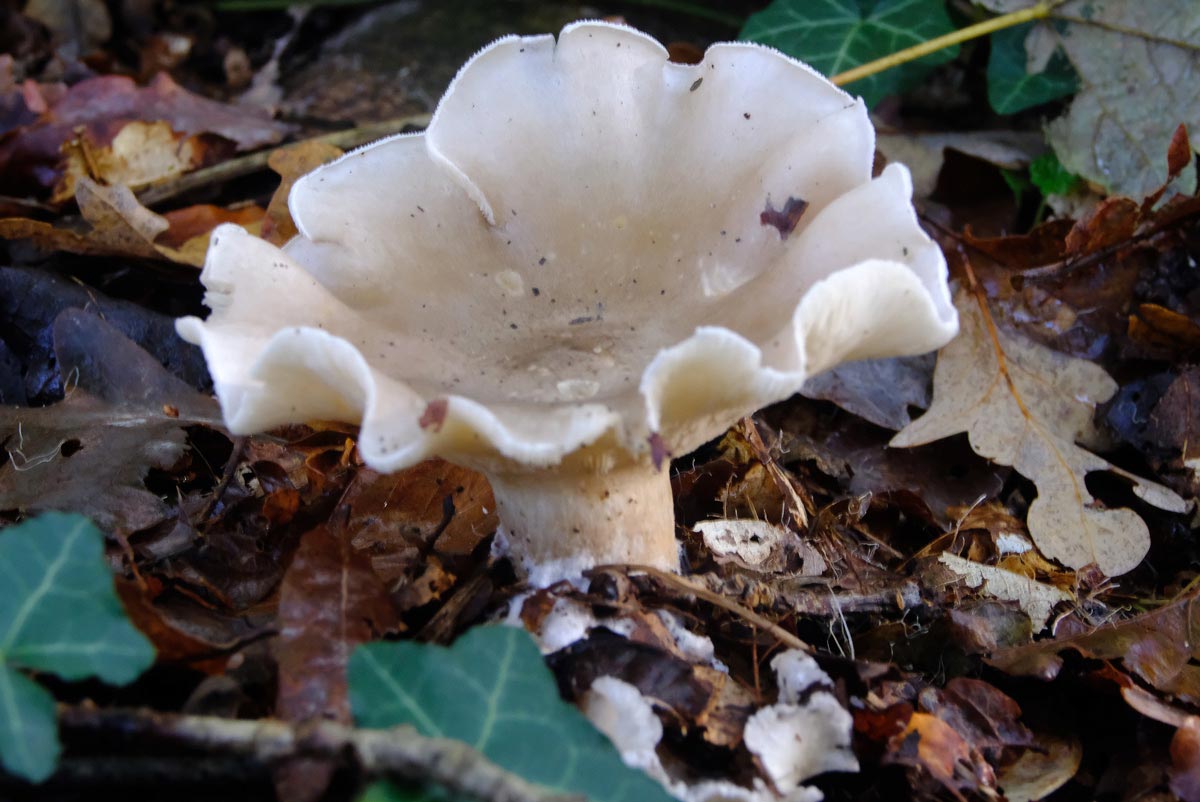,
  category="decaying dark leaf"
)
[0,309,220,531]
[273,521,399,802]
[0,265,211,402]
[989,587,1200,702]
[800,354,934,431]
